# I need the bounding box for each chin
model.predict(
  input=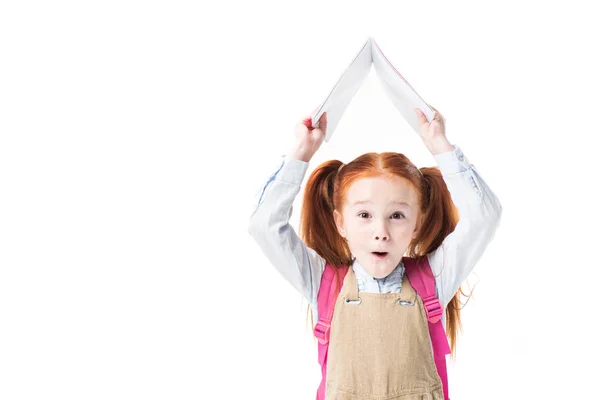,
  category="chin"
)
[366,256,400,279]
